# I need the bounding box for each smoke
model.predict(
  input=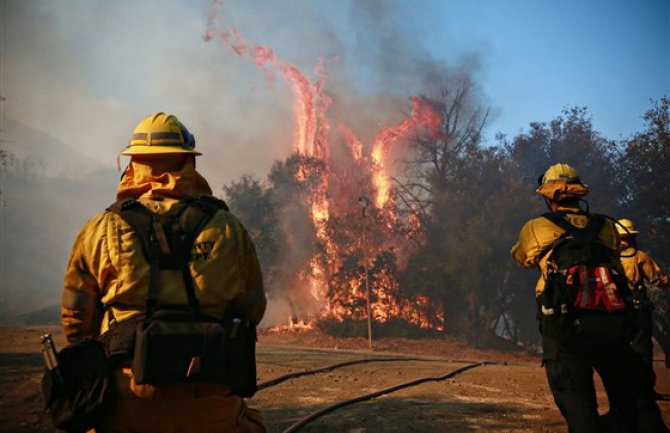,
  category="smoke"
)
[1,0,484,182]
[0,0,486,322]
